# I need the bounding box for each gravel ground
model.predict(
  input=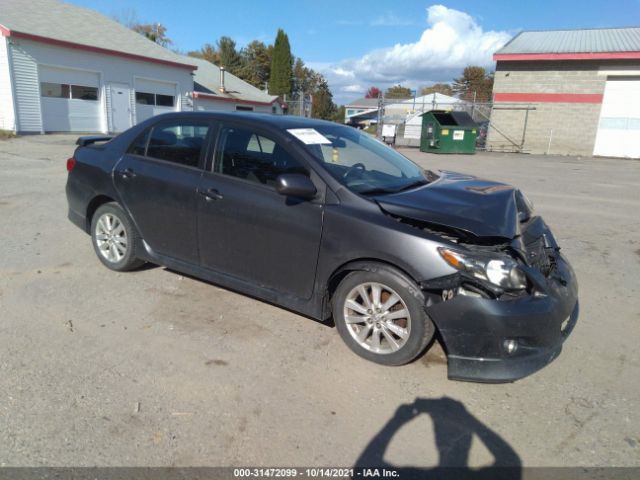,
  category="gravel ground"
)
[0,134,638,470]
